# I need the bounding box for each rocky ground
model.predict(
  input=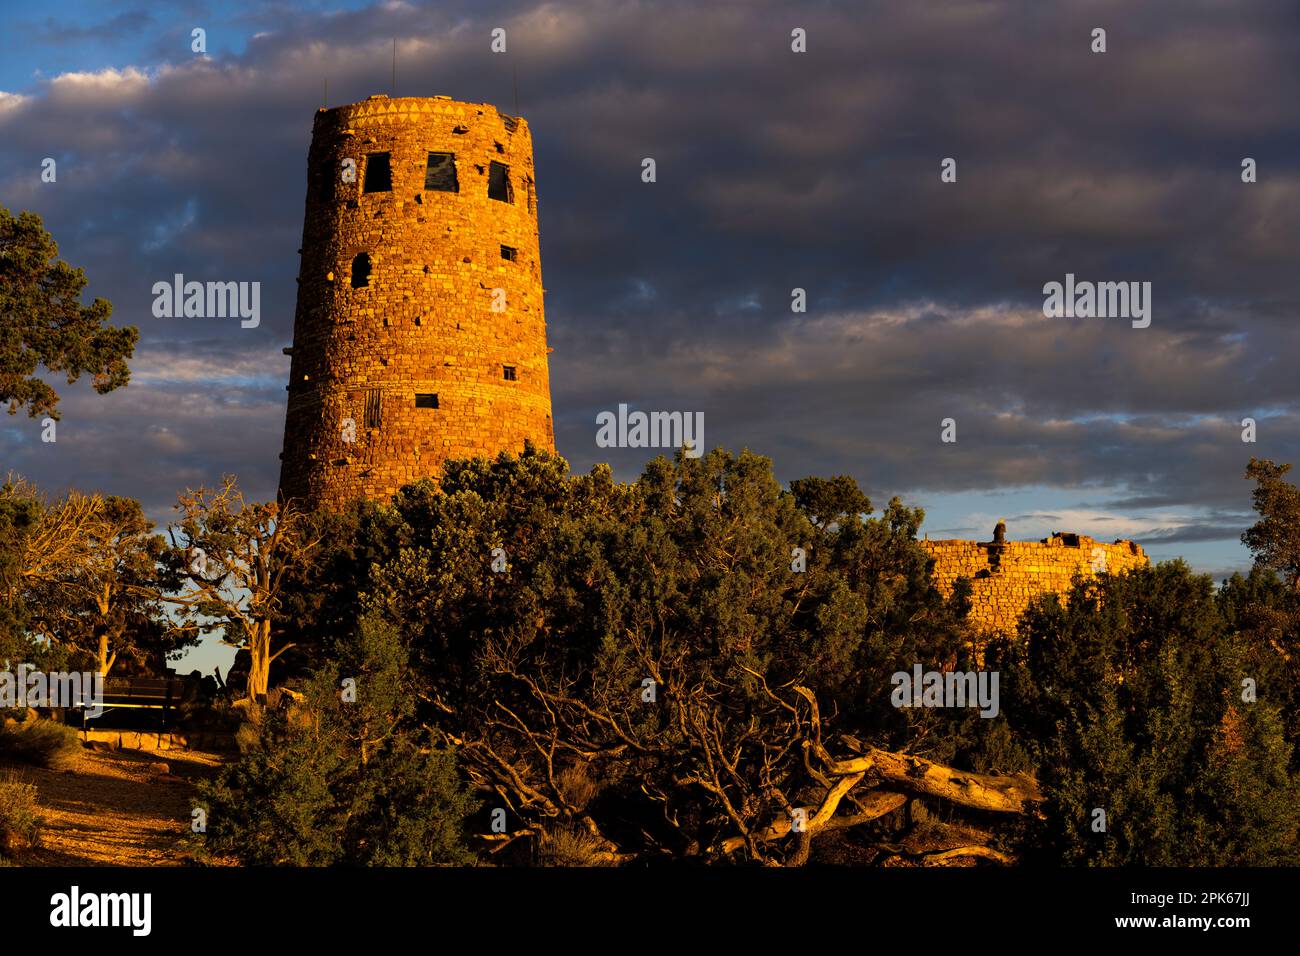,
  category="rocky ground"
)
[7,744,227,866]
